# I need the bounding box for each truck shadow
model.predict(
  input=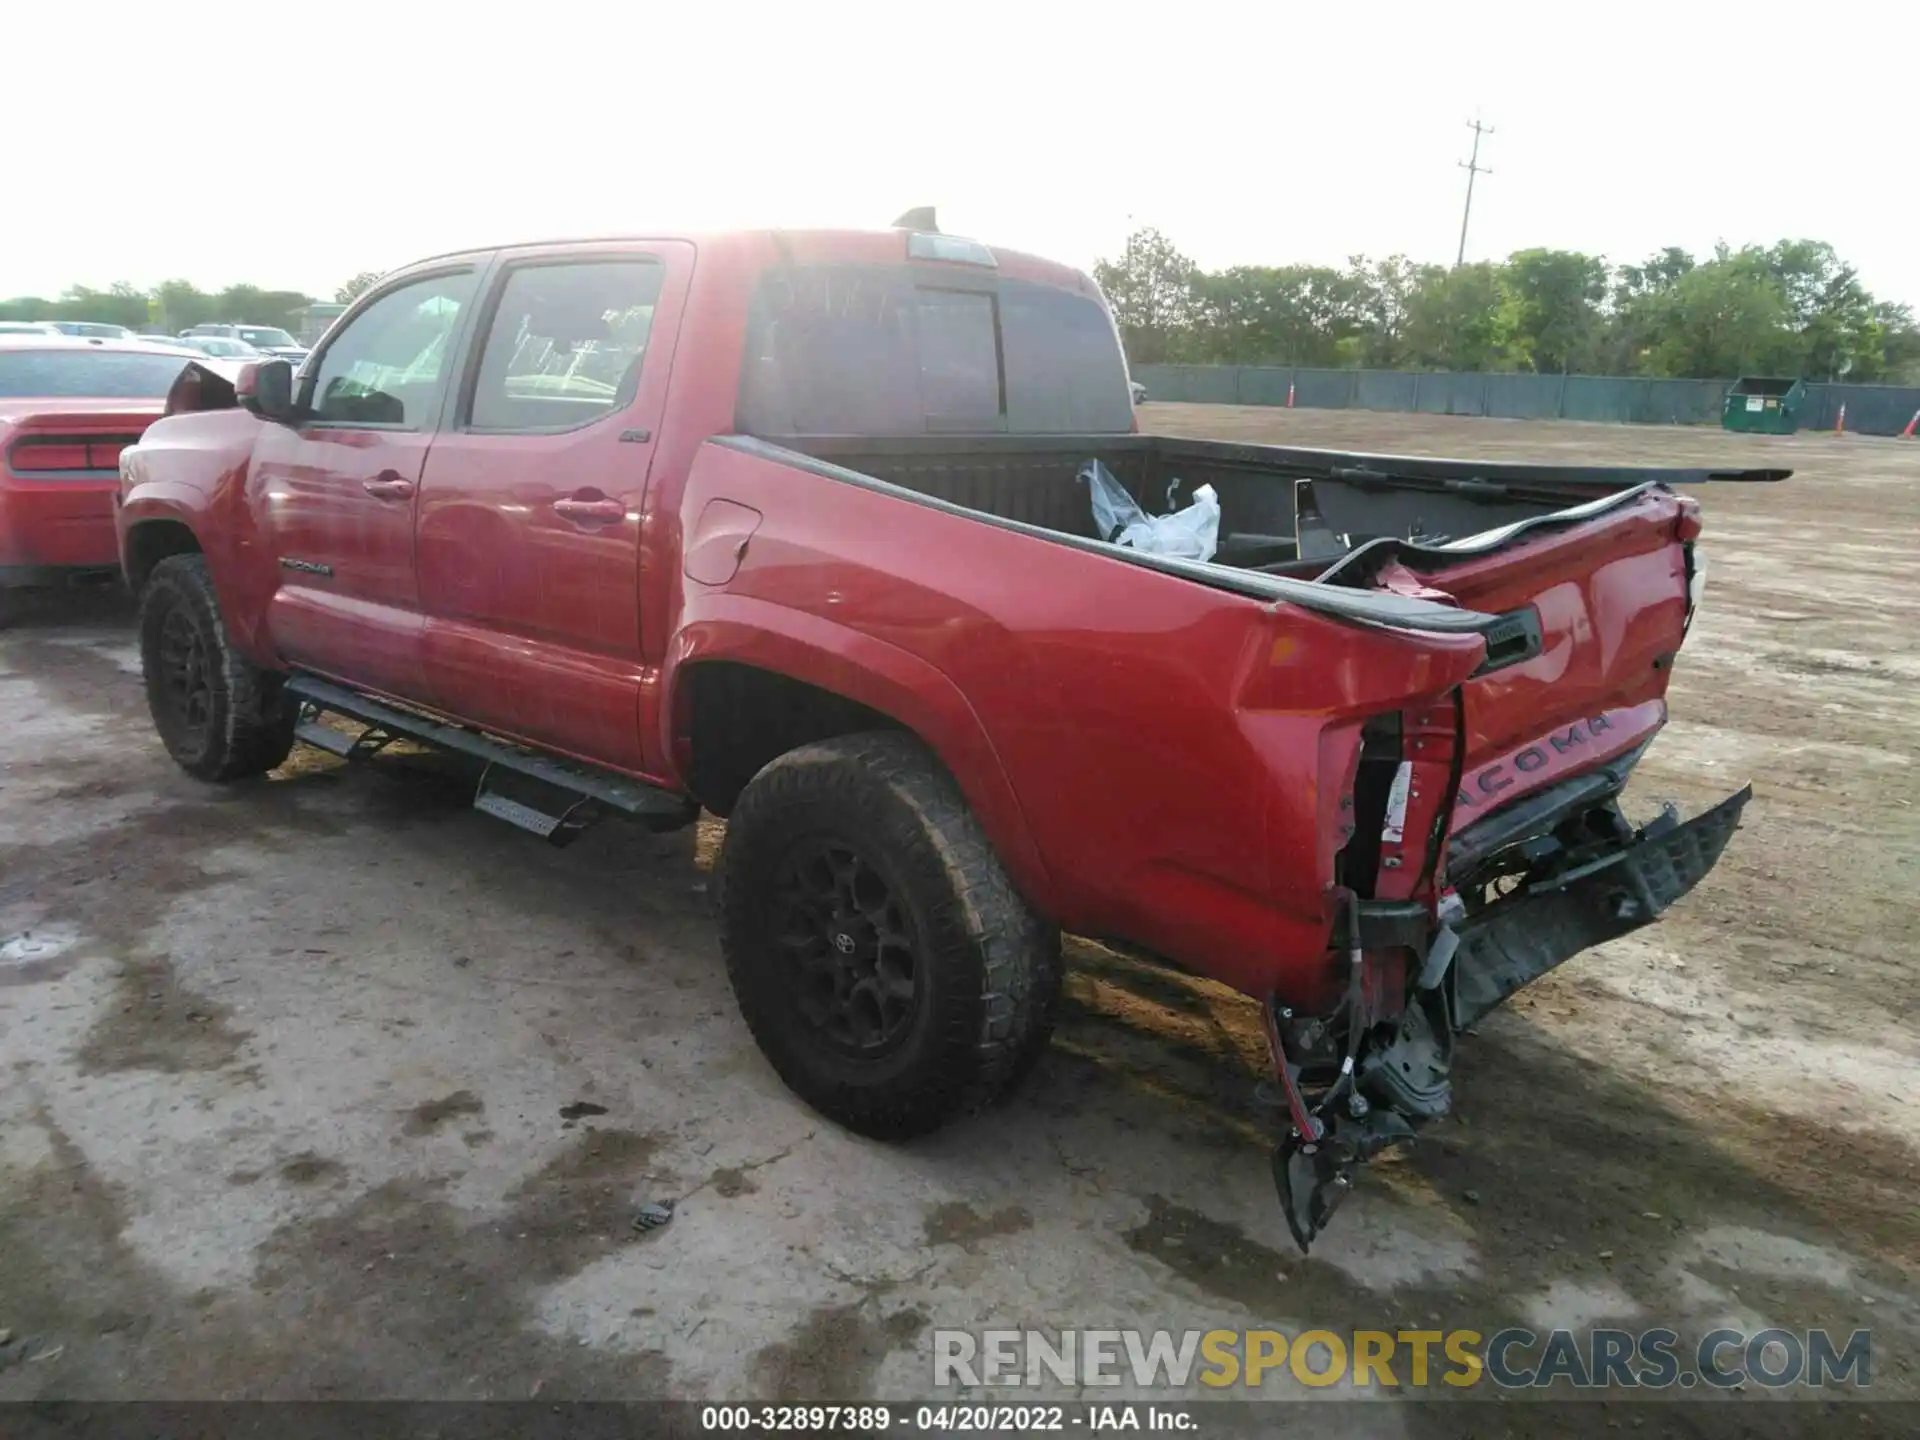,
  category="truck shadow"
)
[0,584,134,632]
